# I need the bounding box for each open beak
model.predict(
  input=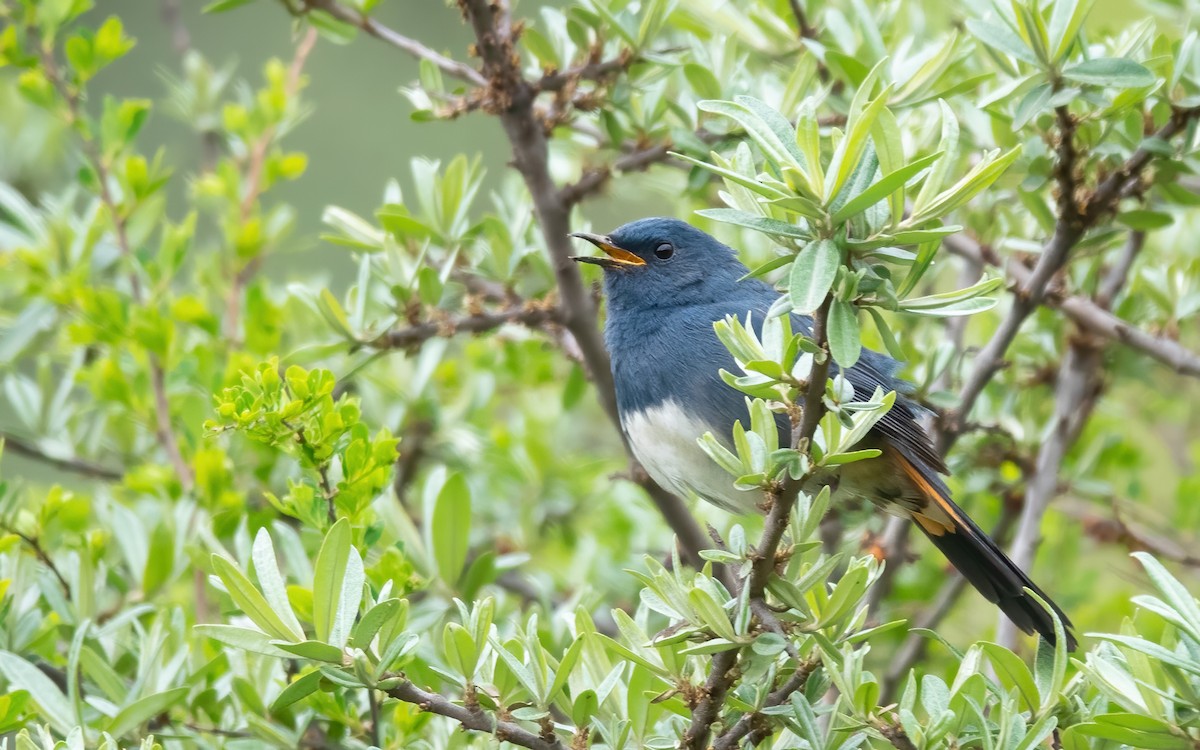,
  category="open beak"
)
[569,232,646,269]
